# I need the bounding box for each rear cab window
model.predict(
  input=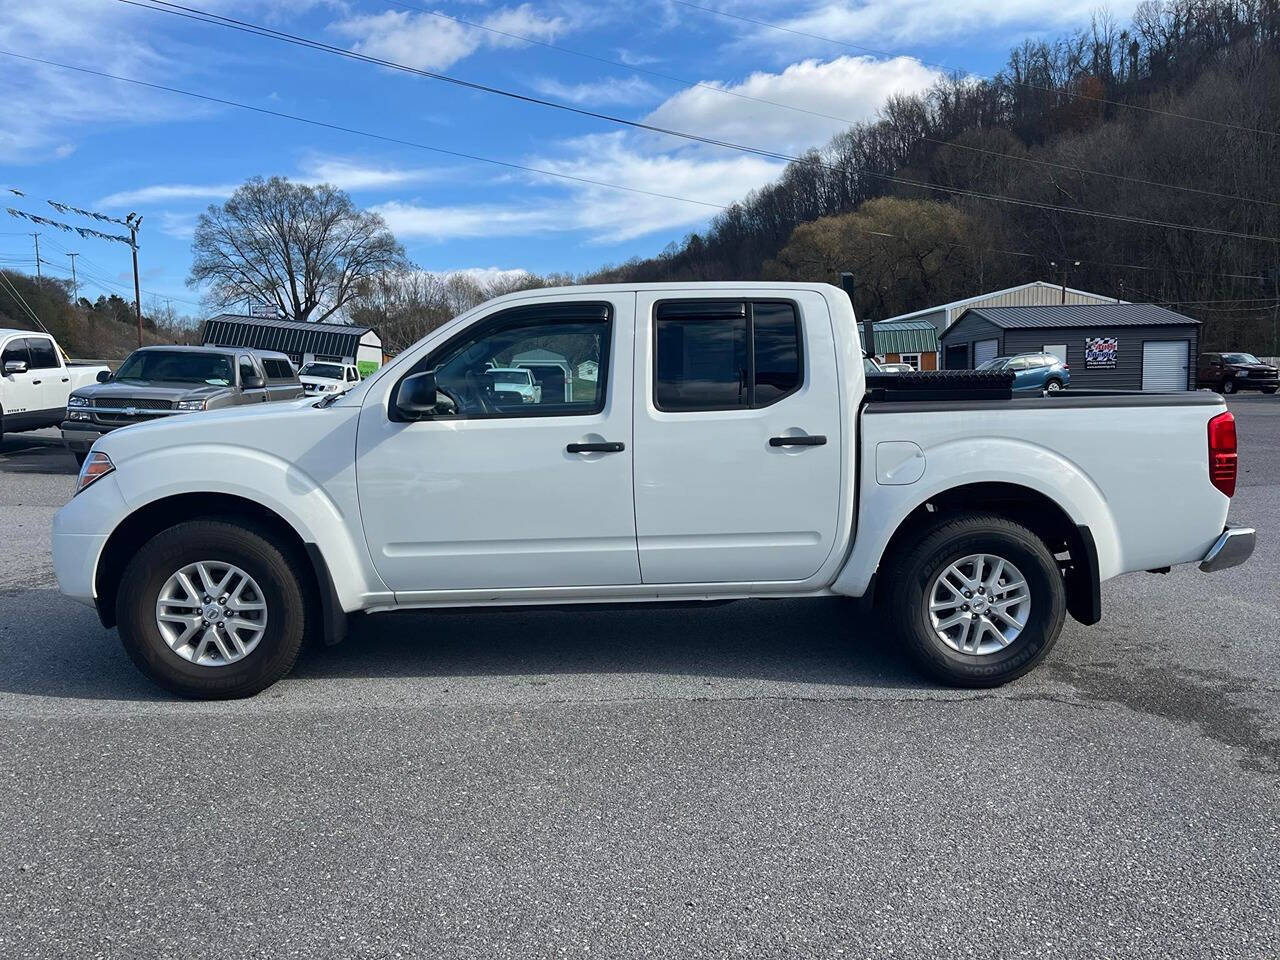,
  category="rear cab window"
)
[654,299,802,411]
